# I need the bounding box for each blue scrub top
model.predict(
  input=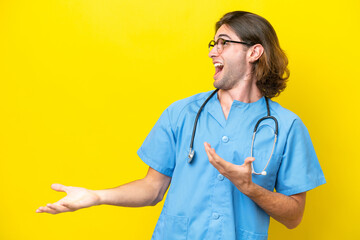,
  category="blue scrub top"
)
[137,90,326,240]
